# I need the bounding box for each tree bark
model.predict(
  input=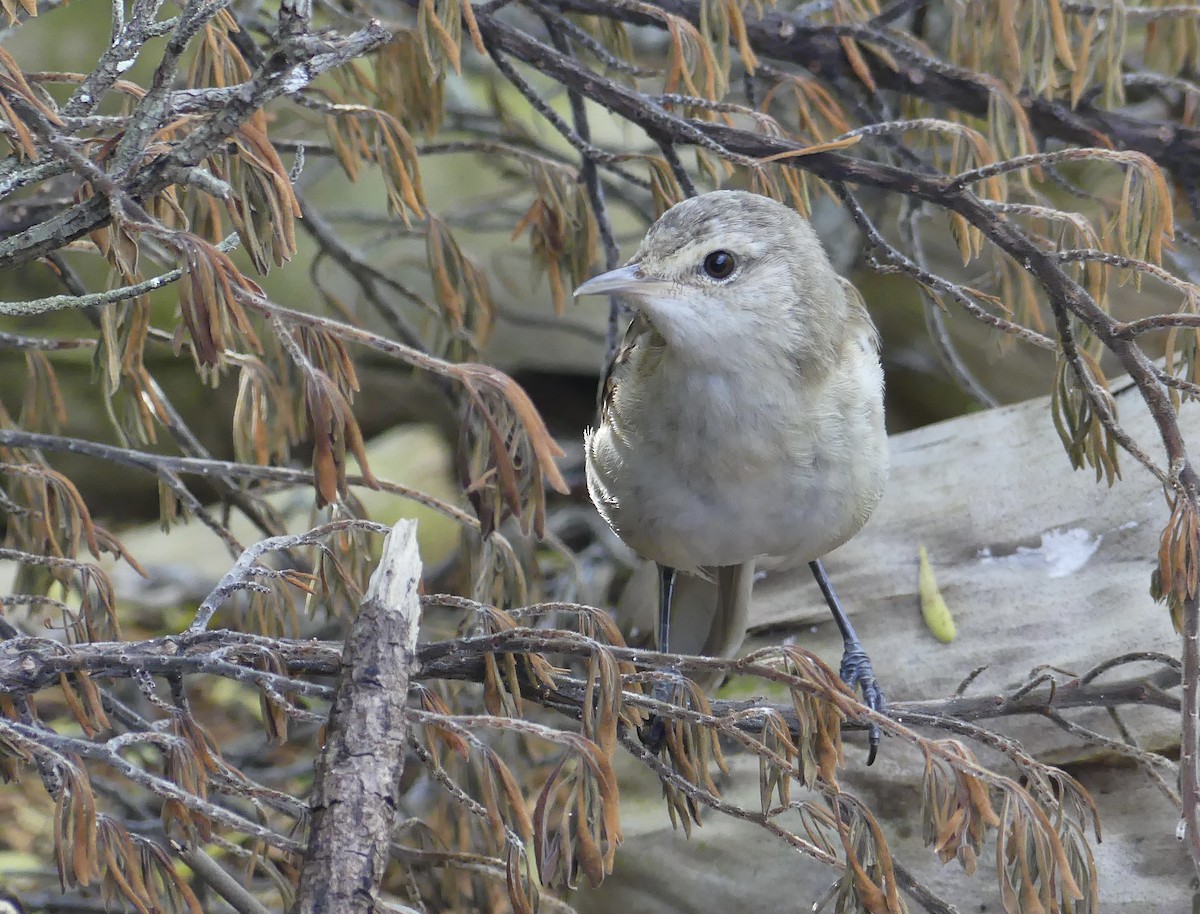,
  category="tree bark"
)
[291,520,422,914]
